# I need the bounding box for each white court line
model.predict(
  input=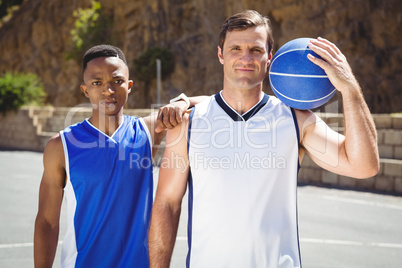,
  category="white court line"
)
[301,194,402,211]
[0,242,33,249]
[0,241,62,249]
[300,238,402,249]
[175,237,402,249]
